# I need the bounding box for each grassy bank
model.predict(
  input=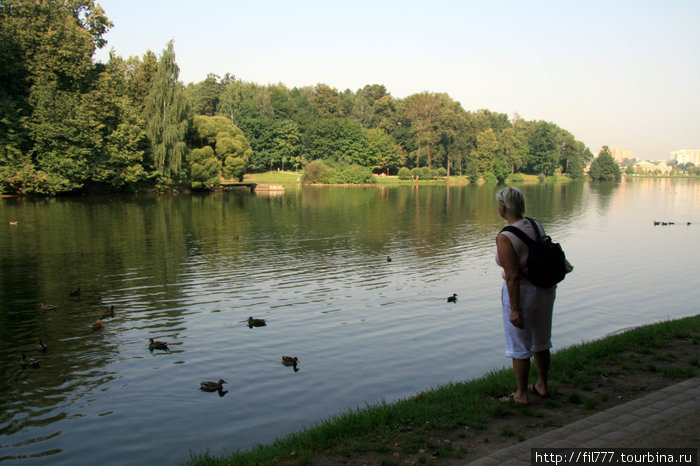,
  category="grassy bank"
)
[241,171,566,186]
[242,171,302,184]
[186,315,699,465]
